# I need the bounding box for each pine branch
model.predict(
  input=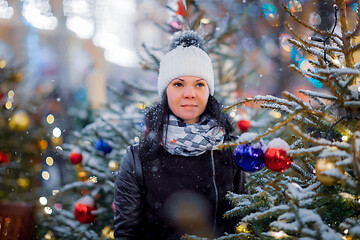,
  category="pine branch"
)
[290,163,314,180]
[351,132,360,188]
[220,111,301,148]
[224,95,296,112]
[289,123,350,150]
[289,39,340,66]
[289,64,327,83]
[282,4,341,40]
[348,5,360,38]
[285,23,342,53]
[141,43,160,68]
[288,146,325,157]
[299,90,338,101]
